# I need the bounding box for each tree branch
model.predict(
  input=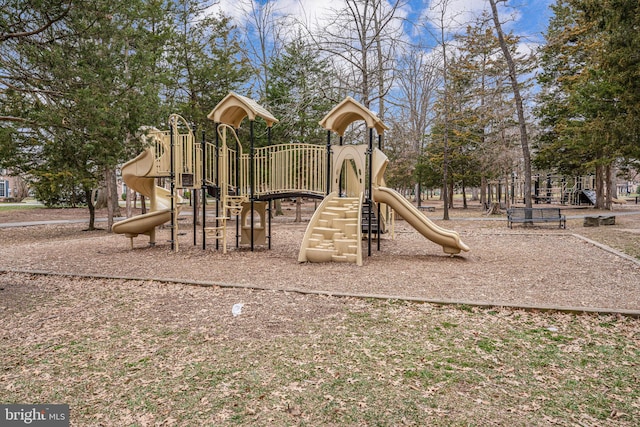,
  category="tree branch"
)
[0,1,72,43]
